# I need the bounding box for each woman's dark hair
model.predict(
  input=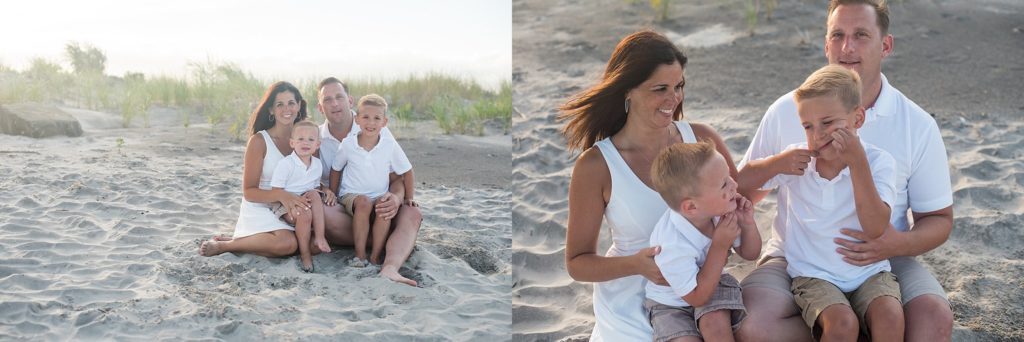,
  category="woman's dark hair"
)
[559,30,688,152]
[248,81,308,136]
